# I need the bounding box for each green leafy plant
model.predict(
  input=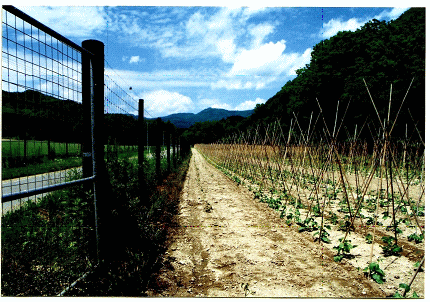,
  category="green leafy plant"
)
[393,283,419,298]
[408,232,424,244]
[311,204,321,217]
[381,236,403,256]
[364,262,385,284]
[314,226,331,243]
[328,211,339,225]
[411,205,425,217]
[298,217,318,232]
[382,211,390,220]
[338,220,354,233]
[365,233,373,244]
[333,238,357,262]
